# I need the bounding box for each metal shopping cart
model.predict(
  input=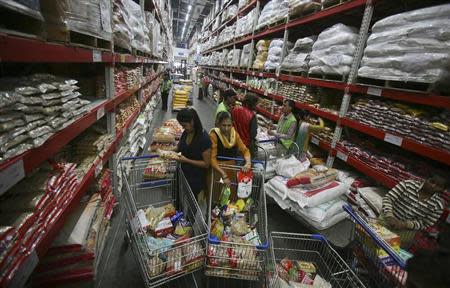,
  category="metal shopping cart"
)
[344,204,411,288]
[268,232,366,288]
[205,159,269,286]
[256,138,301,179]
[120,155,208,288]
